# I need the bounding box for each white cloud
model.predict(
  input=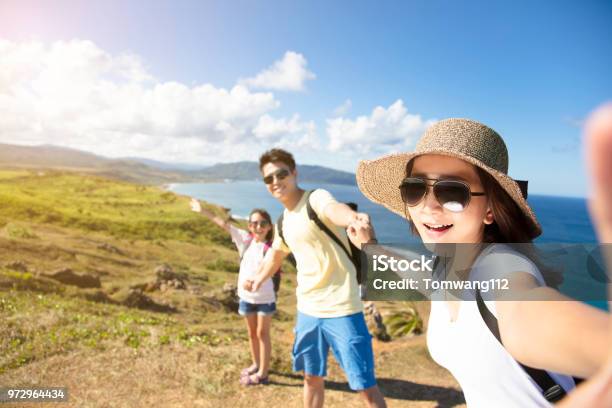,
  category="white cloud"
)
[253,114,320,150]
[332,99,352,116]
[0,39,319,164]
[326,99,435,154]
[239,51,315,91]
